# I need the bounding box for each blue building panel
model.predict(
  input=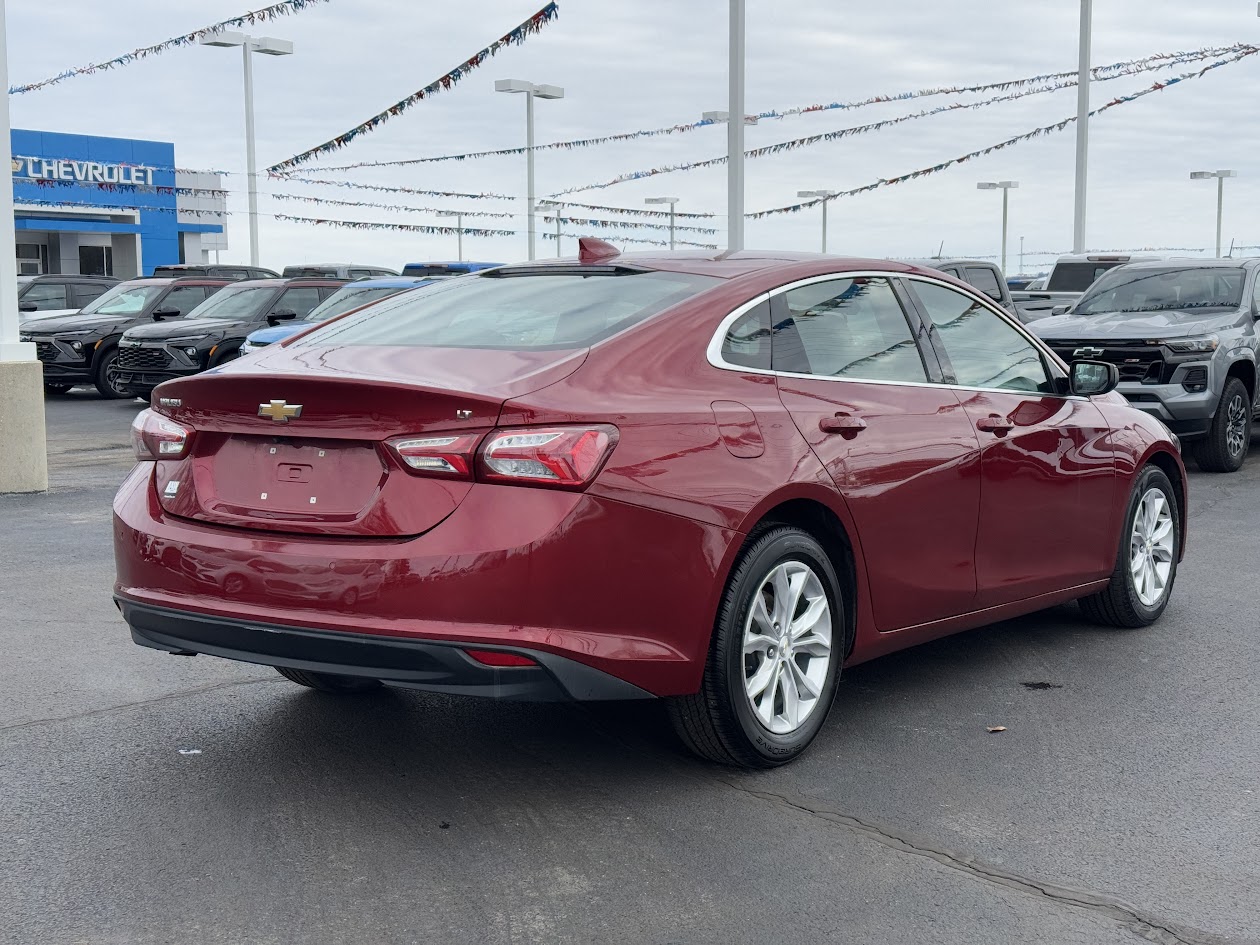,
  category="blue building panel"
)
[10,128,221,275]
